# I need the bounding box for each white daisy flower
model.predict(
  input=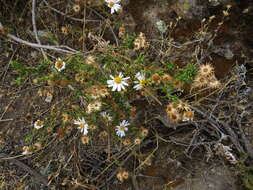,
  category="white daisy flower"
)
[54,58,66,72]
[107,72,129,91]
[74,118,89,135]
[115,120,130,137]
[34,120,44,129]
[105,0,121,14]
[133,72,147,90]
[101,111,112,122]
